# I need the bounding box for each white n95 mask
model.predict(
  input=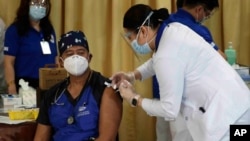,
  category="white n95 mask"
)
[63,55,88,76]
